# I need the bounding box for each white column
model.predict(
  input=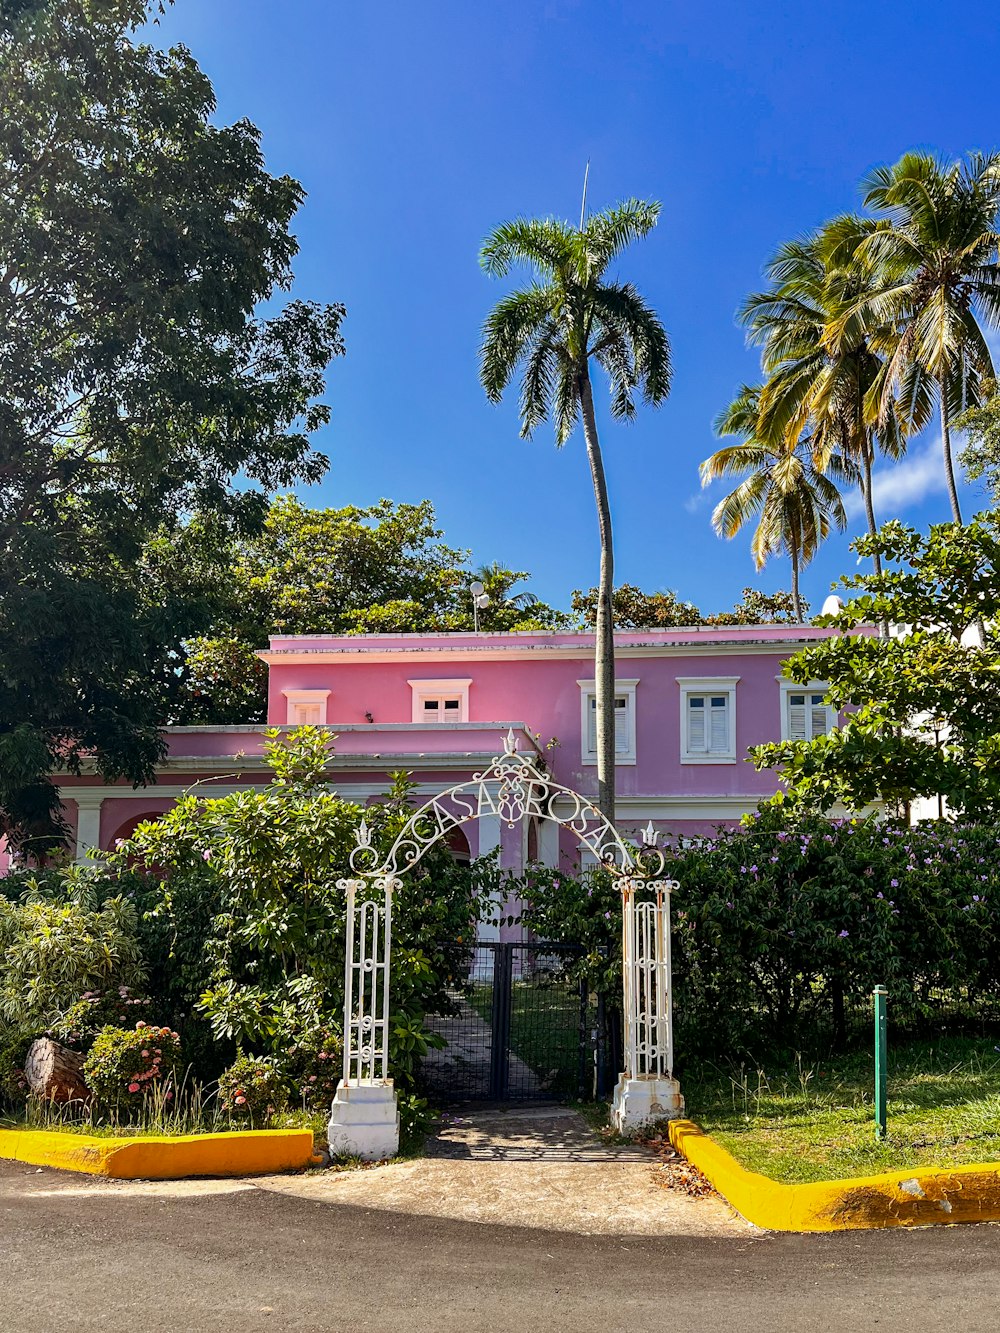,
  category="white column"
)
[476,811,502,943]
[74,795,104,863]
[536,818,560,869]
